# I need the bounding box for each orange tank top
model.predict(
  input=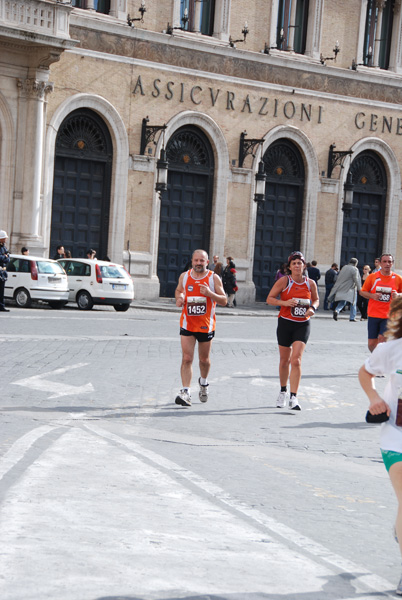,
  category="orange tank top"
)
[180,270,216,333]
[279,276,312,322]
